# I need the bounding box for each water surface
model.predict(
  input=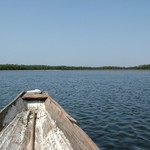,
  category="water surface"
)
[0,70,150,150]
